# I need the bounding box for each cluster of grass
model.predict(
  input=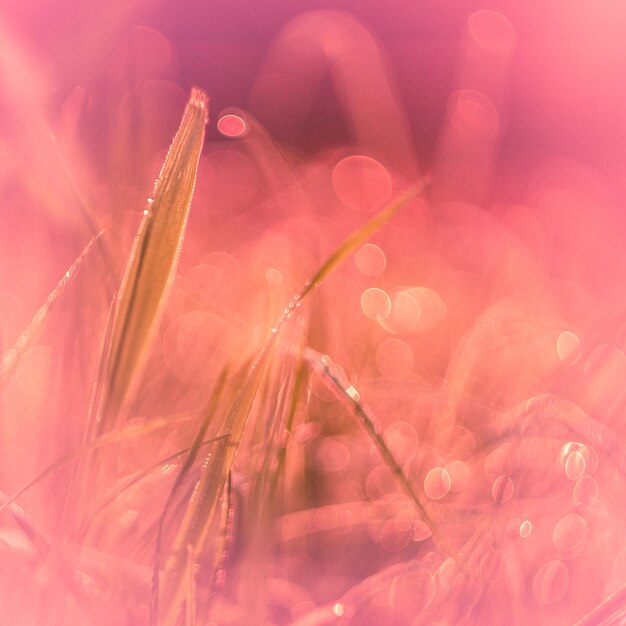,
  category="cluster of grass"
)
[0,88,441,625]
[2,10,626,626]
